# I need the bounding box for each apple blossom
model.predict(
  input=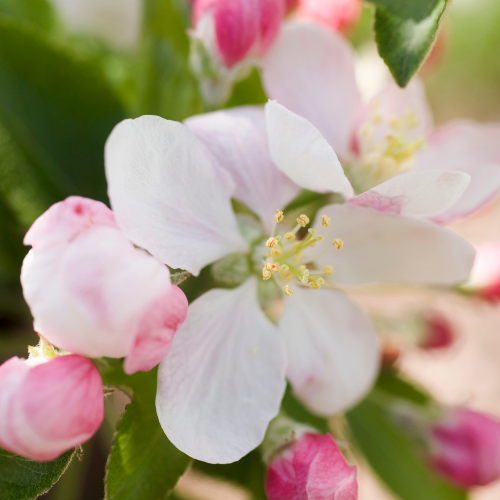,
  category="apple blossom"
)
[190,0,285,106]
[463,242,500,300]
[0,350,103,461]
[105,103,474,463]
[427,408,500,487]
[21,196,188,374]
[262,22,500,224]
[266,432,358,500]
[293,0,362,34]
